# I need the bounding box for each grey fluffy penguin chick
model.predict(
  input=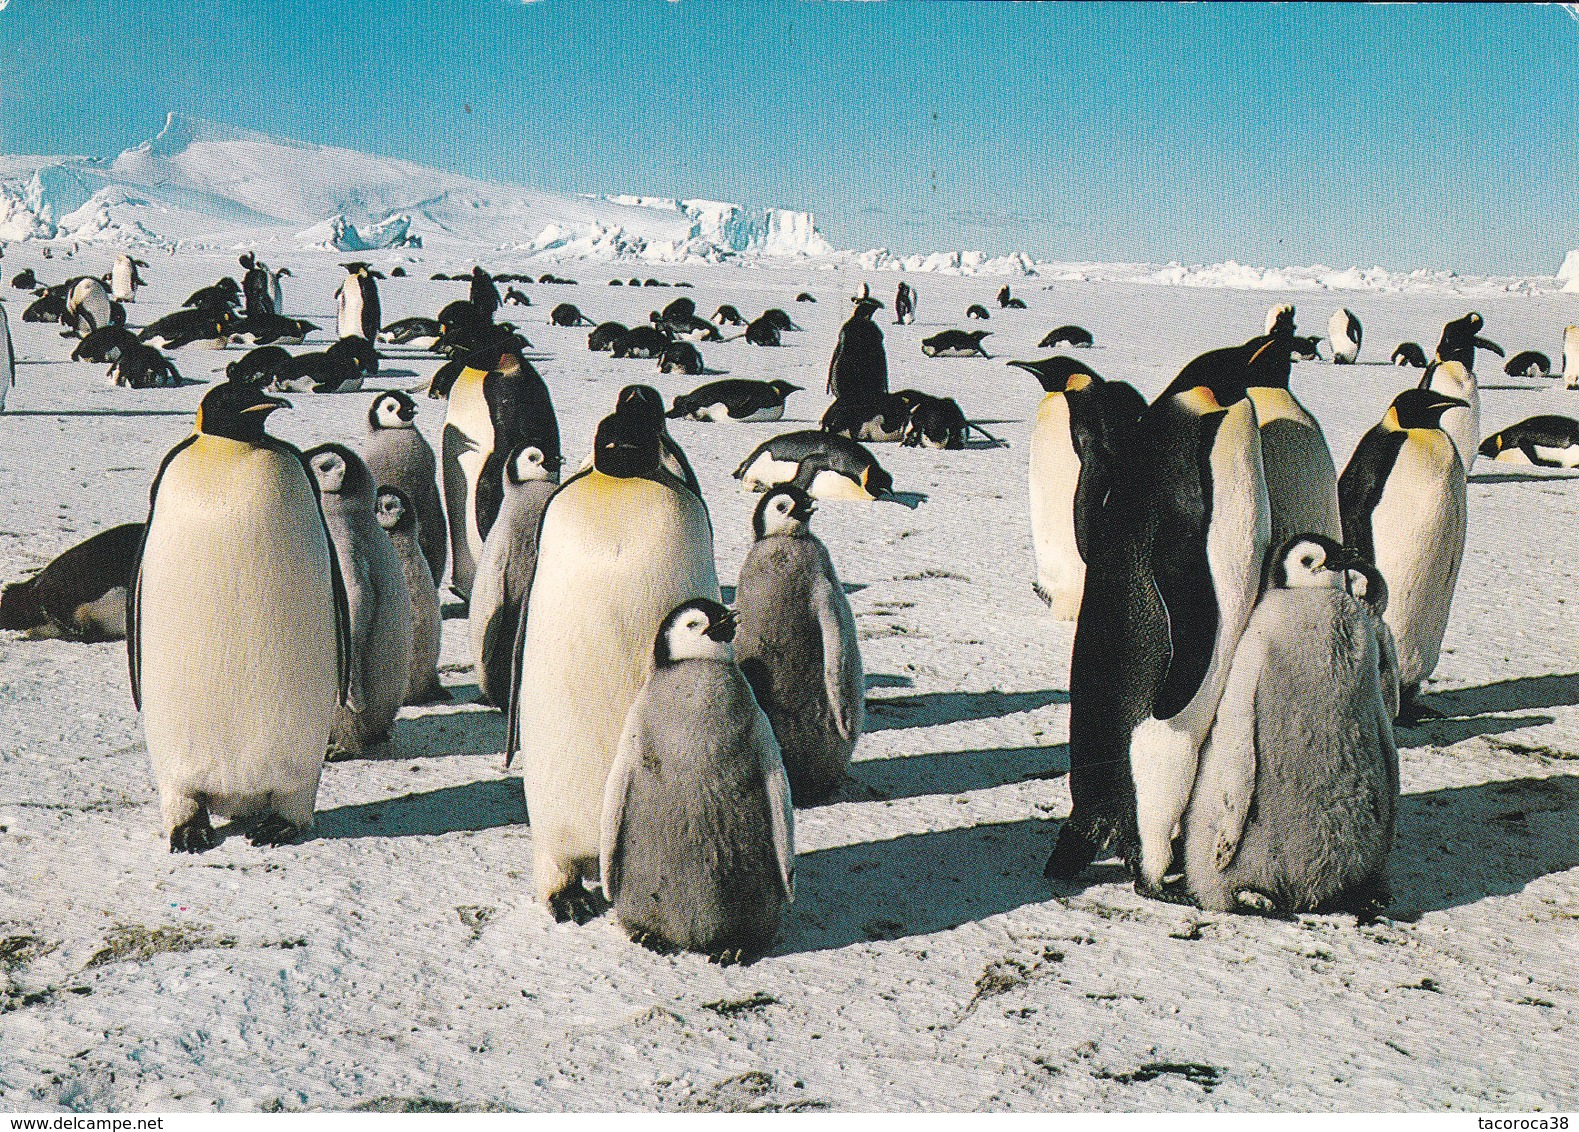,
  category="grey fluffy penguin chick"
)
[734,484,864,805]
[361,391,447,590]
[600,599,795,964]
[374,486,448,705]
